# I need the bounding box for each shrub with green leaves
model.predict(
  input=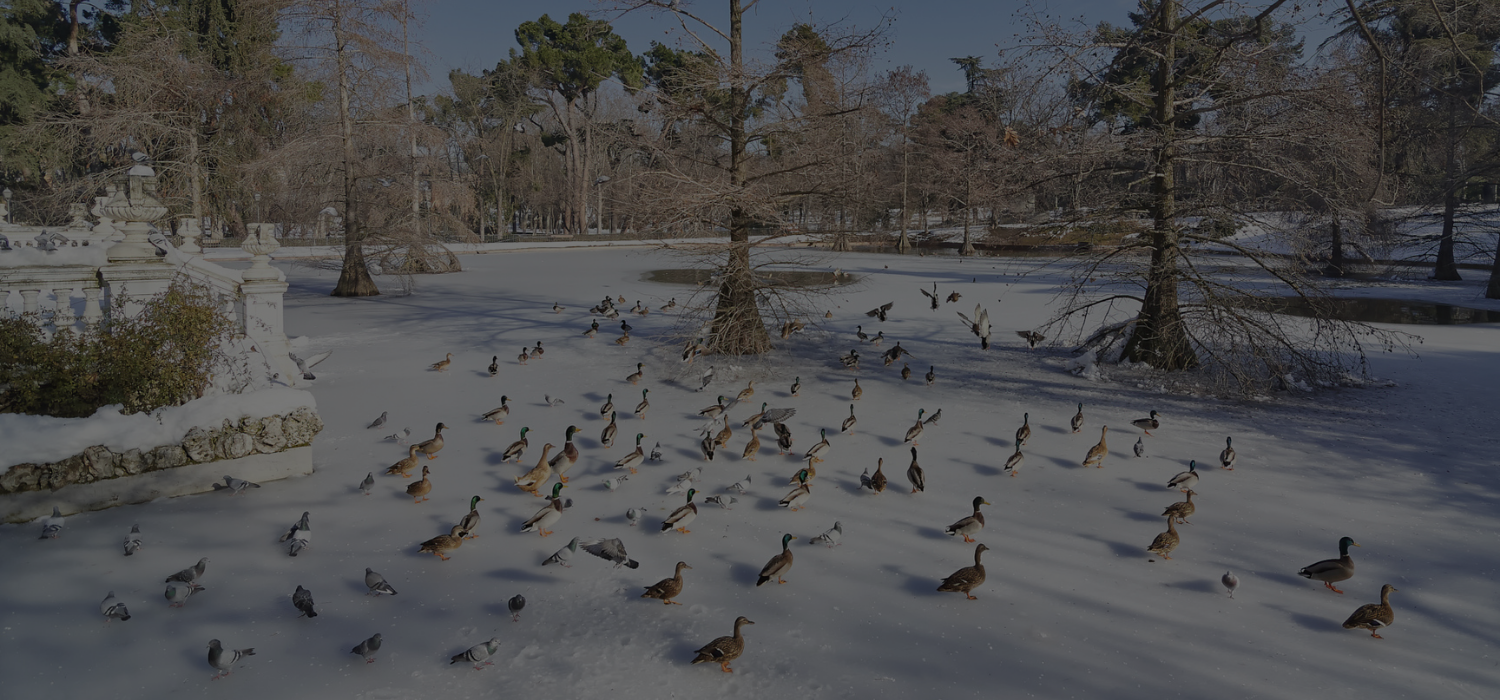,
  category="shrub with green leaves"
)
[0,282,234,417]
